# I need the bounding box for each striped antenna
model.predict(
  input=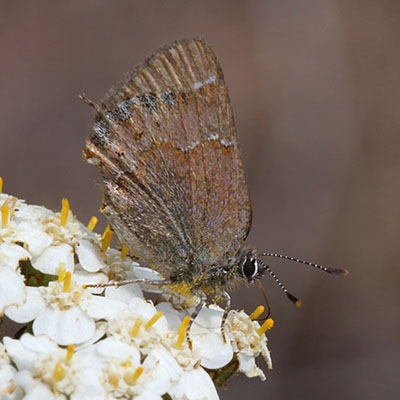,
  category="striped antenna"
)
[259,252,348,276]
[258,259,302,307]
